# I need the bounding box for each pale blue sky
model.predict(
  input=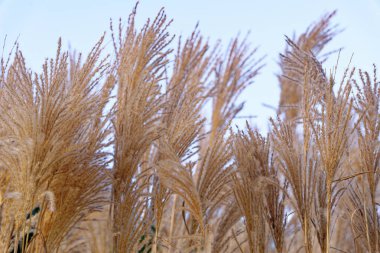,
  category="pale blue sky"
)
[0,0,379,131]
